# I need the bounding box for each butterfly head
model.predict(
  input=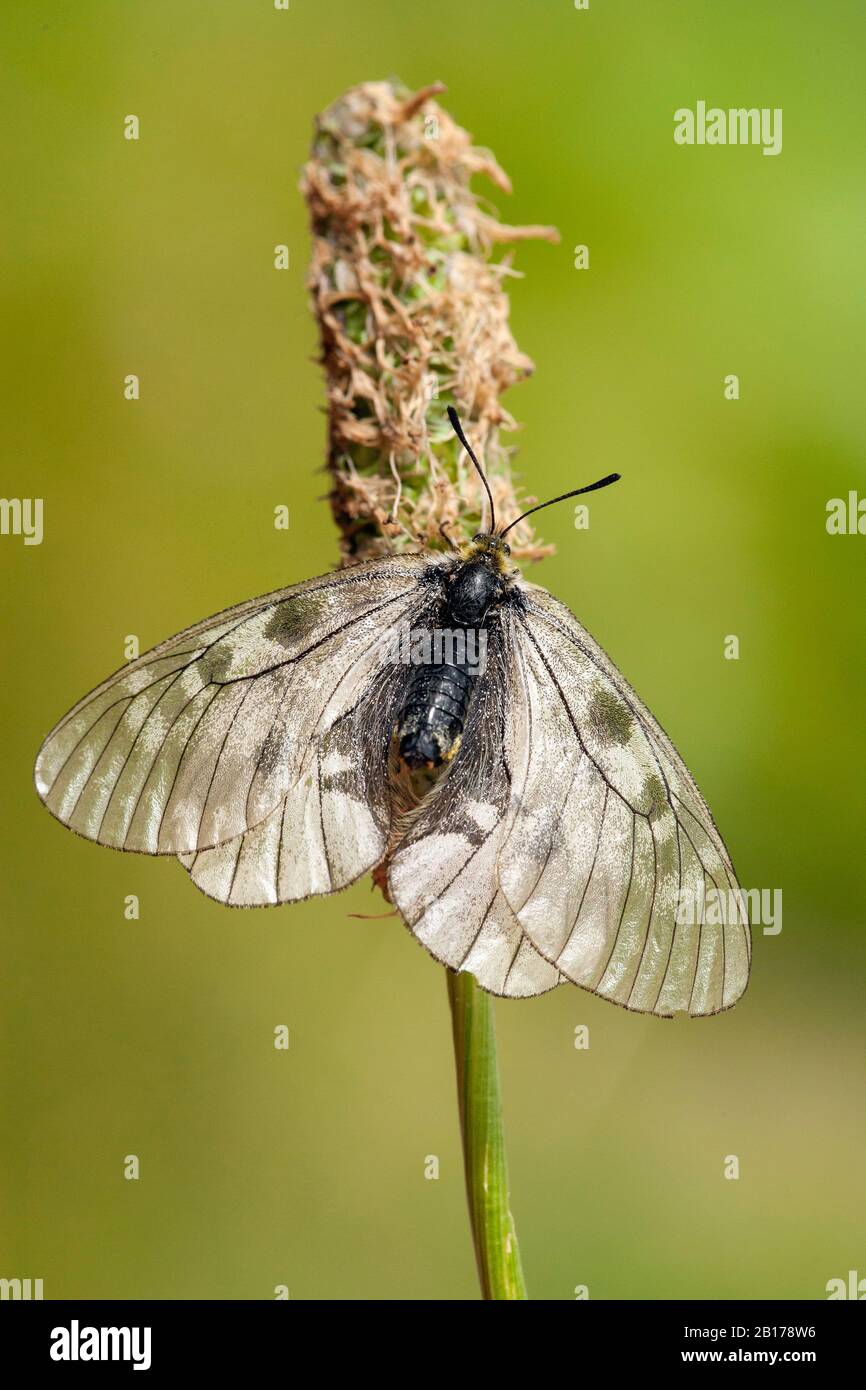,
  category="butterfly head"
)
[462,531,512,573]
